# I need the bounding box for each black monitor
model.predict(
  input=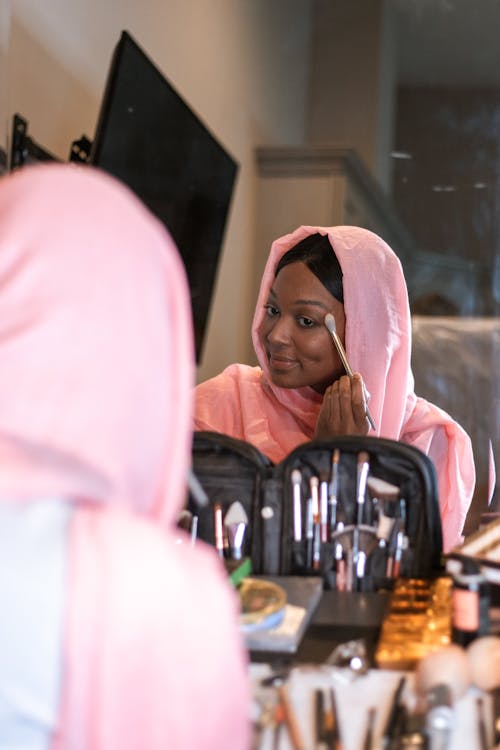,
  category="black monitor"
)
[90,30,239,362]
